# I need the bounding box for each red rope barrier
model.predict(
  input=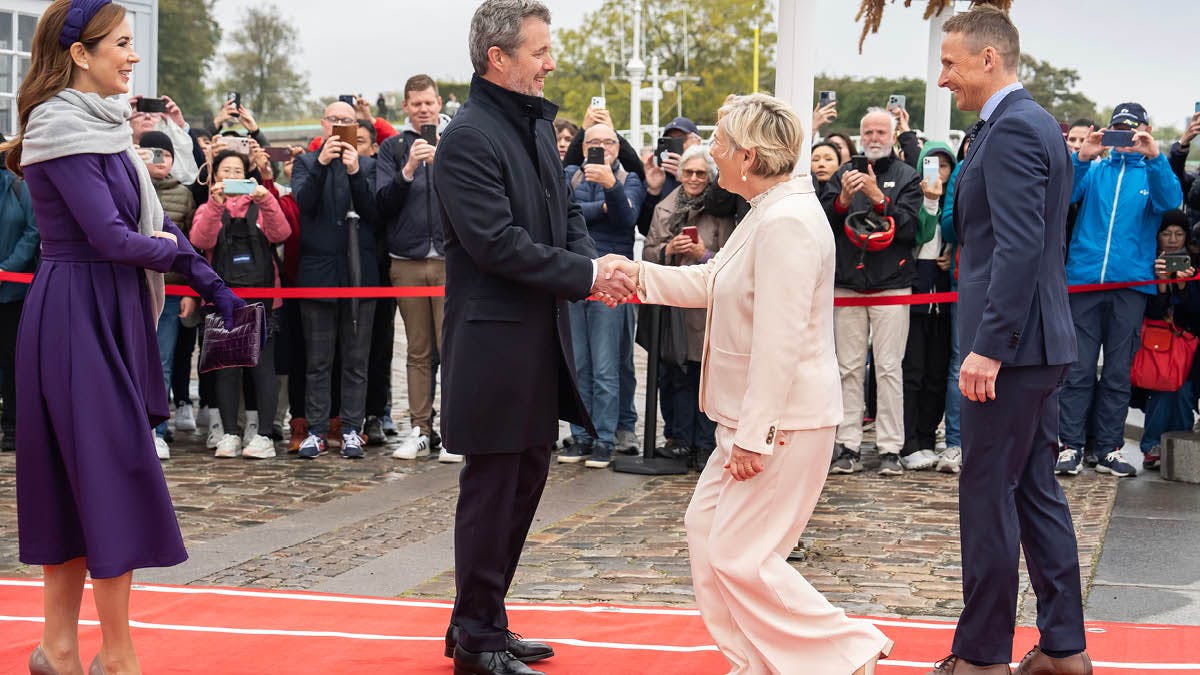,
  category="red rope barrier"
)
[1,270,1194,306]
